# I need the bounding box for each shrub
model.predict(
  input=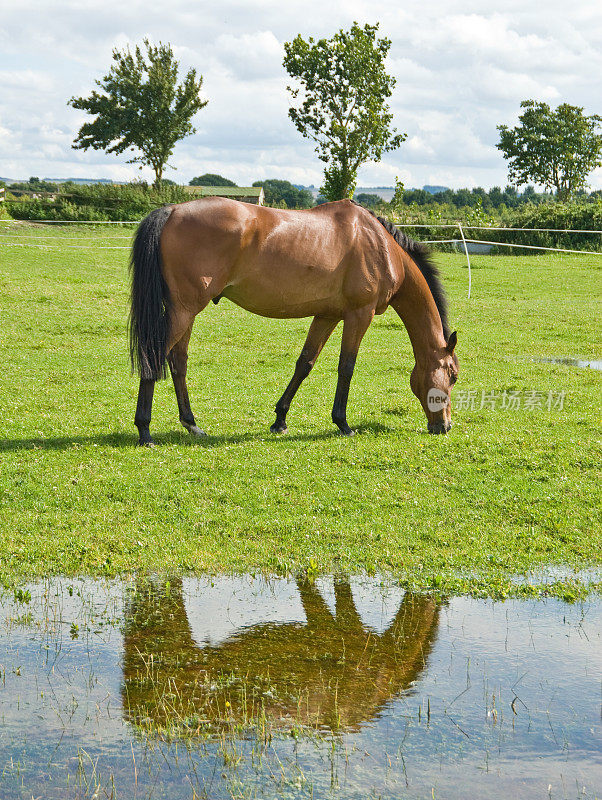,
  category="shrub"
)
[385,198,602,253]
[477,201,602,252]
[6,182,191,222]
